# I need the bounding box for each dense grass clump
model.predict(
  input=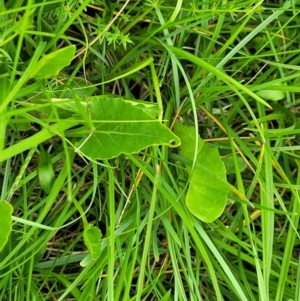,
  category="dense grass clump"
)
[1,1,300,300]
